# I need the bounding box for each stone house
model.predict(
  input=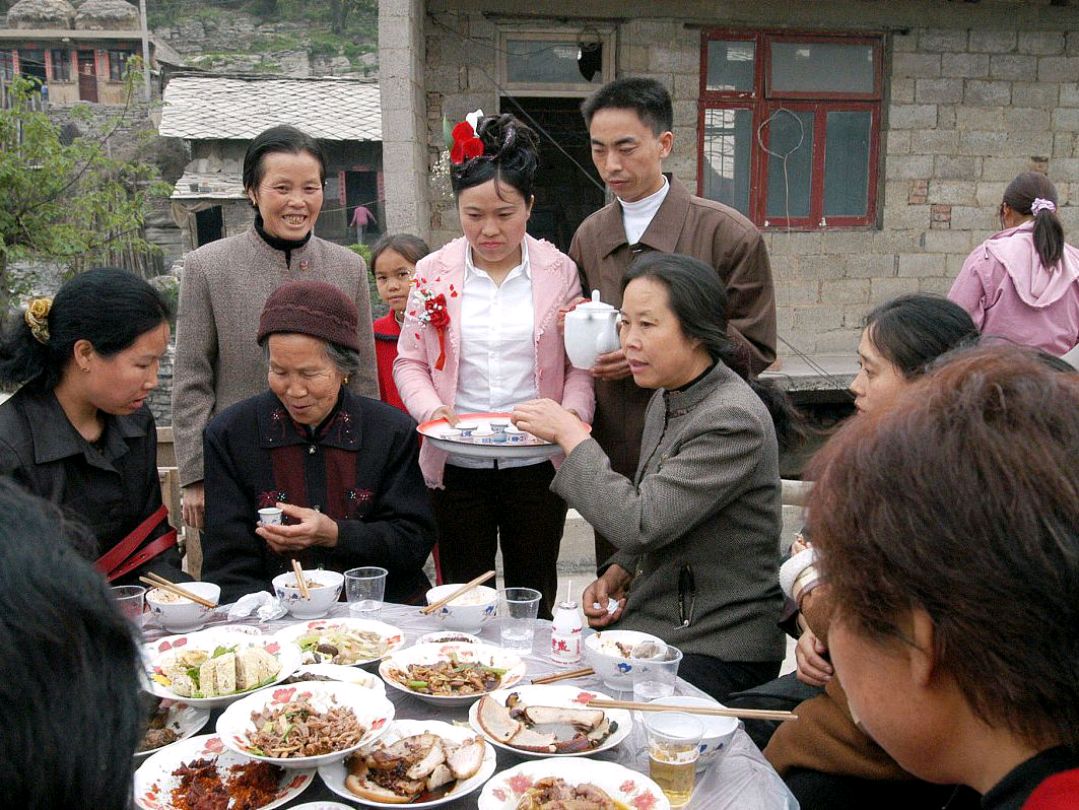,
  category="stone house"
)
[158,74,383,252]
[0,0,179,106]
[378,0,1079,366]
